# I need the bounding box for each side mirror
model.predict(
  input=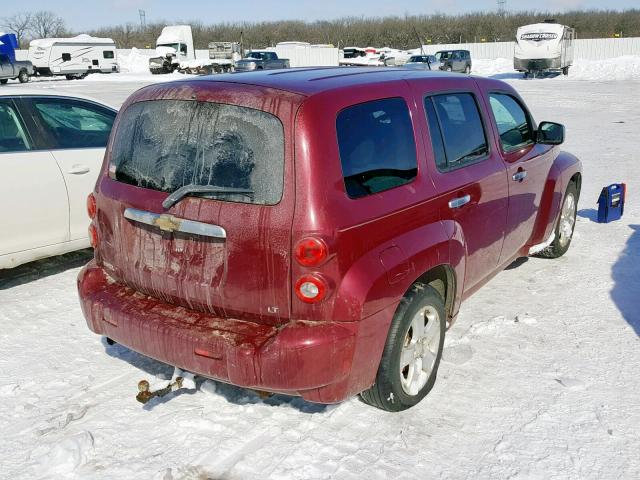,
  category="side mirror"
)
[537,121,565,145]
